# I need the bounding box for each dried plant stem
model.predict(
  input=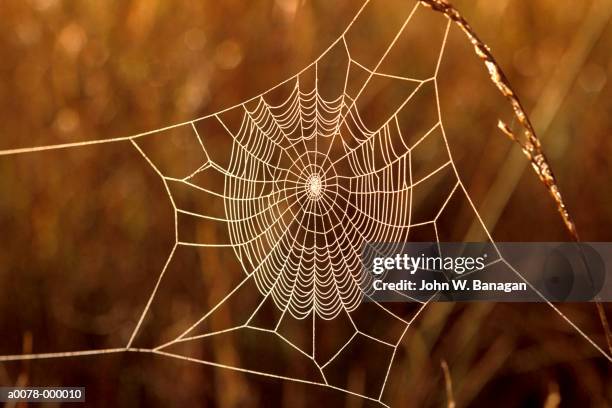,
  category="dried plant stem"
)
[419,0,612,357]
[595,302,612,355]
[440,360,456,408]
[420,0,575,236]
[543,381,561,408]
